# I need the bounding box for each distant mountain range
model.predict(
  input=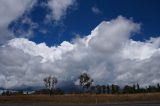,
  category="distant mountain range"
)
[0,81,82,93]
